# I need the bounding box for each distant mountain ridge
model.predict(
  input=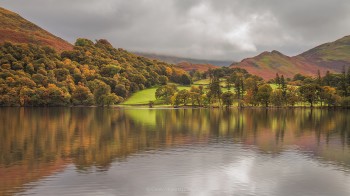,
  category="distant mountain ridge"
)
[134,52,232,66]
[0,7,72,52]
[231,36,350,79]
